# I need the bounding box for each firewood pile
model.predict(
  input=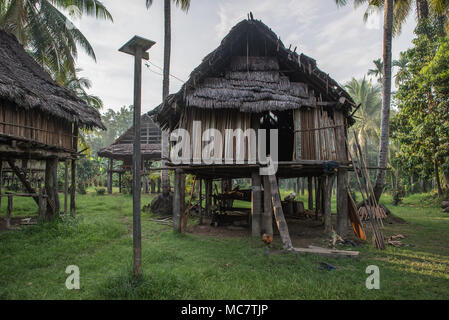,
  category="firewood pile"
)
[442,200,449,213]
[358,205,388,221]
